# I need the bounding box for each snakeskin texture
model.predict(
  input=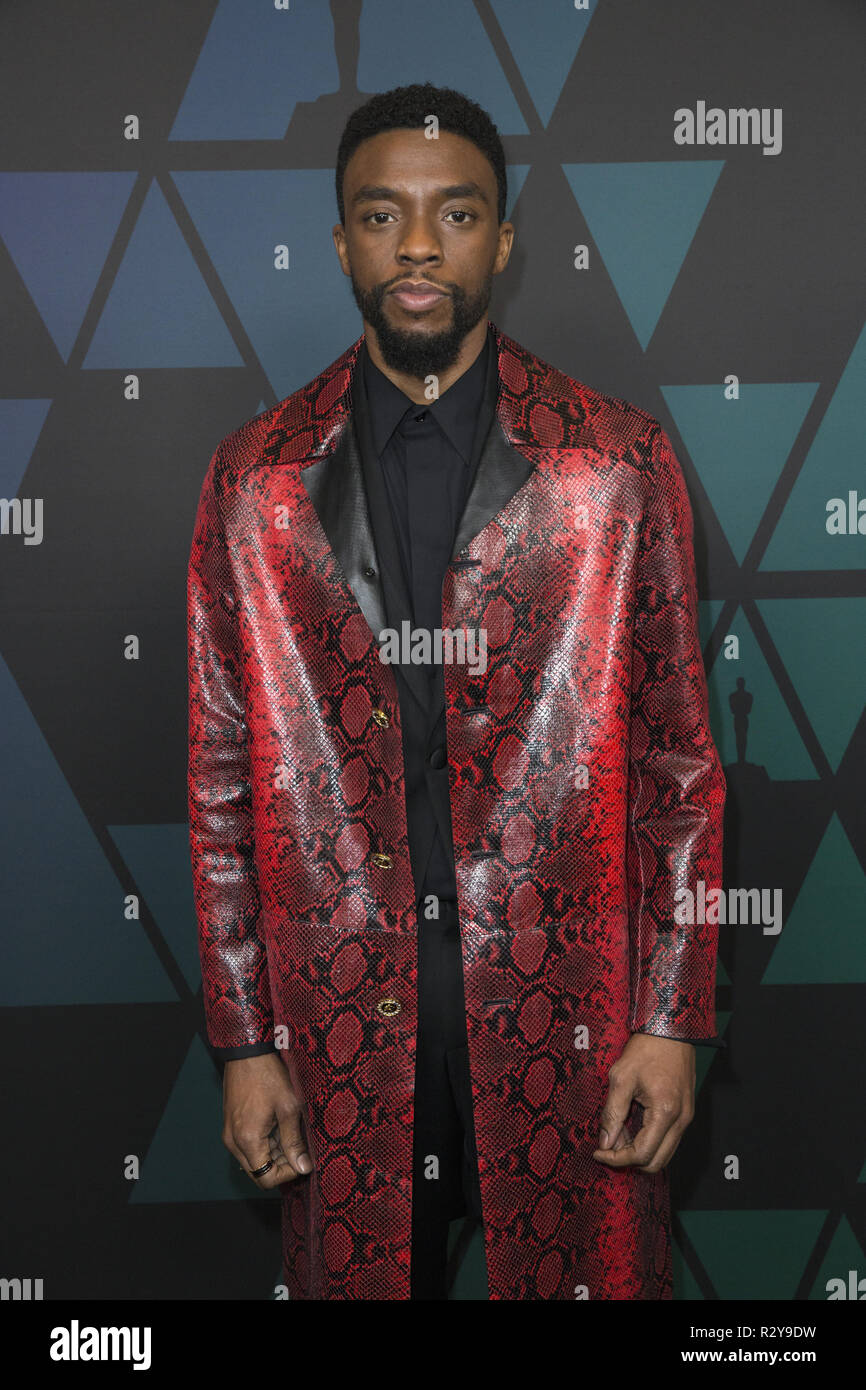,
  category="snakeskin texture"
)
[187,321,725,1300]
